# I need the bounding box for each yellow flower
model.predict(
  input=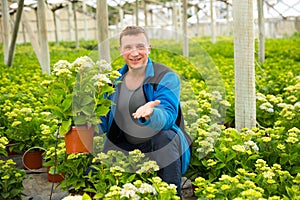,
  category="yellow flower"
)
[133,180,143,187]
[232,145,246,152]
[24,117,32,122]
[220,147,229,153]
[207,194,215,199]
[241,189,263,198]
[262,171,275,179]
[287,95,297,102]
[207,159,217,167]
[267,179,276,184]
[262,137,271,142]
[221,184,231,190]
[110,166,125,176]
[6,159,16,165]
[136,160,159,174]
[0,137,8,146]
[206,185,217,193]
[152,176,162,184]
[224,138,233,142]
[2,175,10,180]
[276,144,285,150]
[11,121,22,127]
[286,137,299,144]
[272,164,282,171]
[195,177,206,184]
